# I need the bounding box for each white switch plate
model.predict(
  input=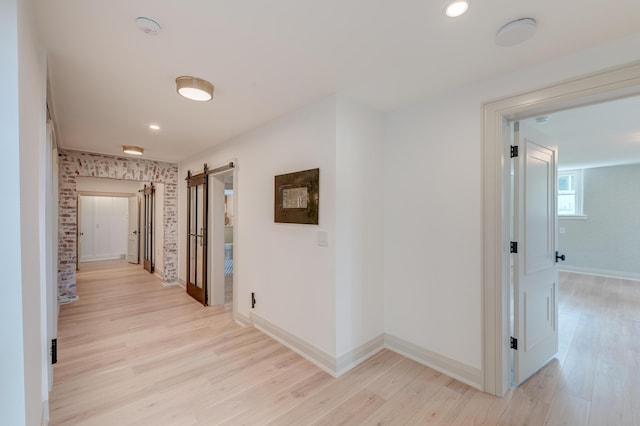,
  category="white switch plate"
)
[317,230,328,247]
[559,227,565,234]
